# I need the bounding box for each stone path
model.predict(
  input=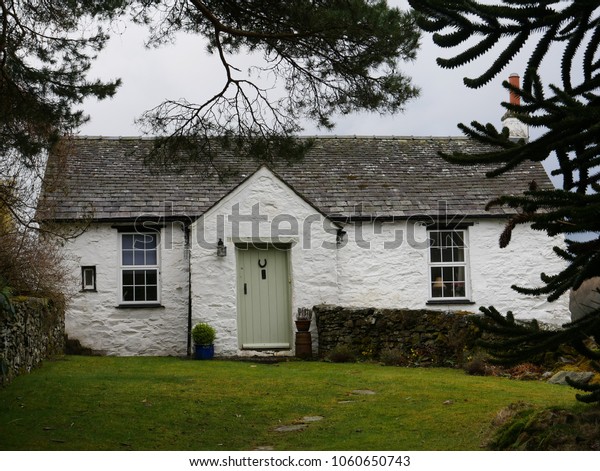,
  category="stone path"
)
[273,416,324,433]
[253,389,377,450]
